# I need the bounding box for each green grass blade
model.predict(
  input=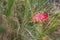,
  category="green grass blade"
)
[5,0,16,17]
